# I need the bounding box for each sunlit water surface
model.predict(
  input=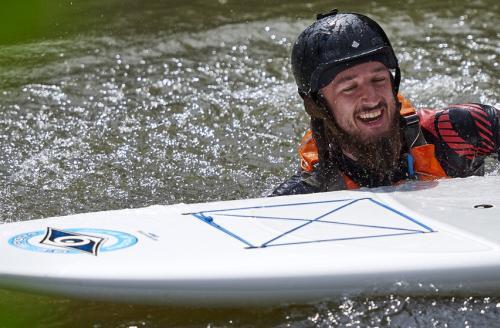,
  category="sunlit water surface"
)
[0,0,498,326]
